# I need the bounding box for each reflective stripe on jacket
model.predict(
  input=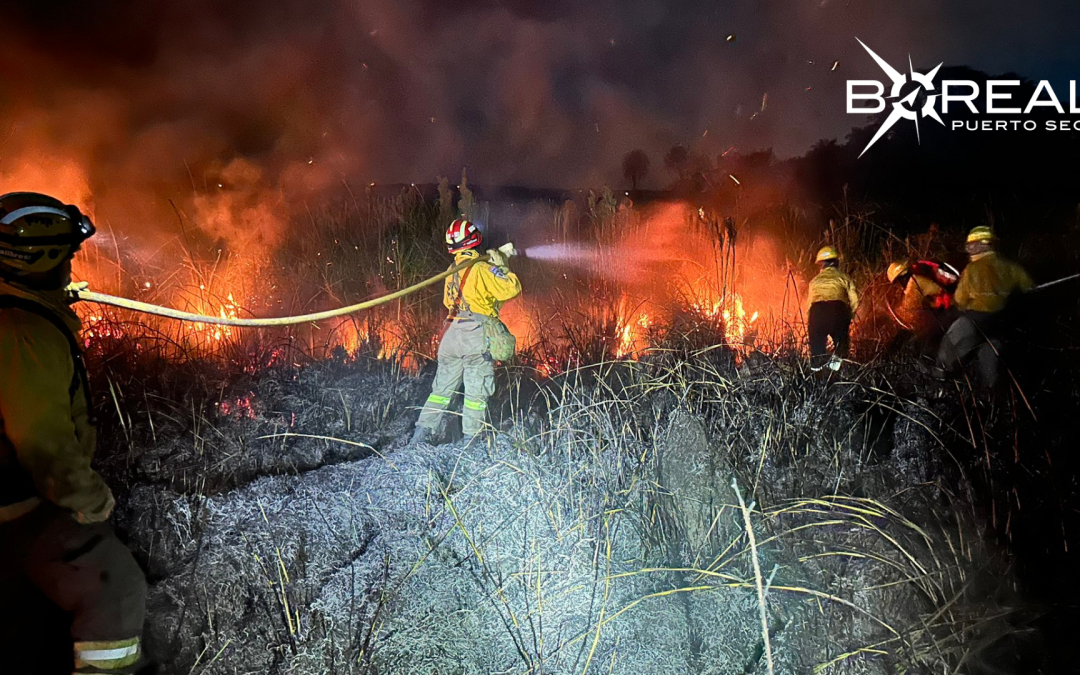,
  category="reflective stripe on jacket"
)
[0,278,113,516]
[807,267,859,311]
[954,251,1033,314]
[444,249,522,318]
